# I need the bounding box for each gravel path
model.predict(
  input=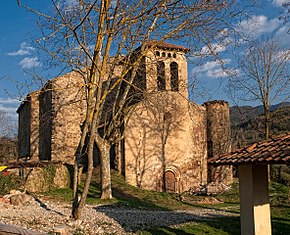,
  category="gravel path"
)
[0,195,237,234]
